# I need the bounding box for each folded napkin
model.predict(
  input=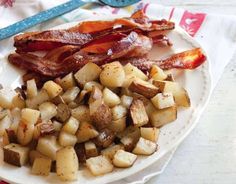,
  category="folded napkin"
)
[0,0,236,183]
